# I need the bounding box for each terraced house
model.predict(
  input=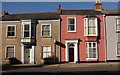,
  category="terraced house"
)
[1,0,119,65]
[1,11,60,64]
[103,9,120,61]
[59,0,106,63]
